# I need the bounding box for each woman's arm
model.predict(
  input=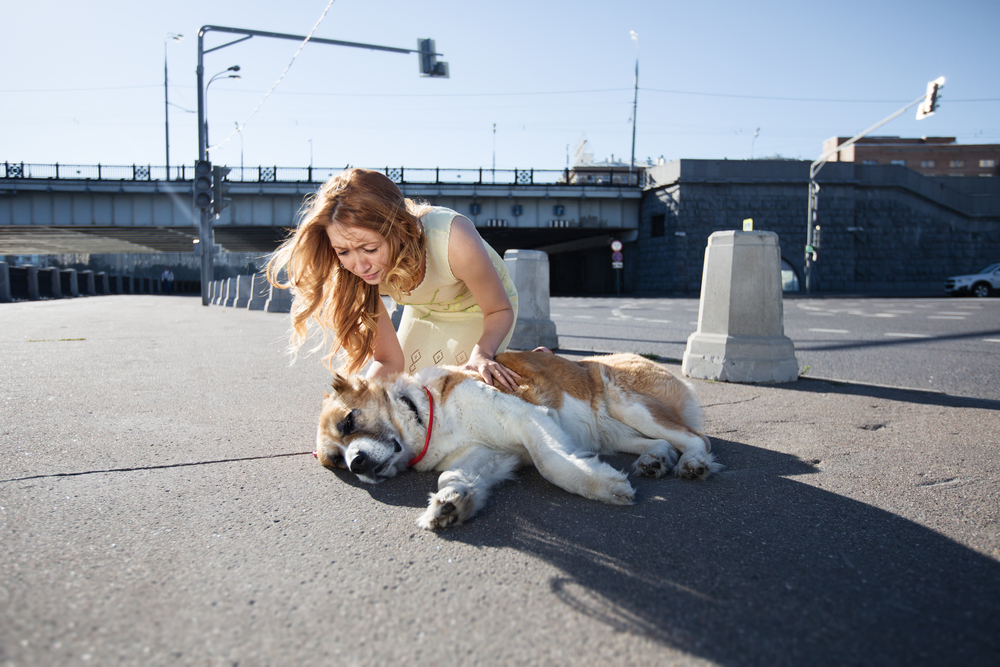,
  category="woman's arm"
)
[447,215,521,390]
[366,296,405,380]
